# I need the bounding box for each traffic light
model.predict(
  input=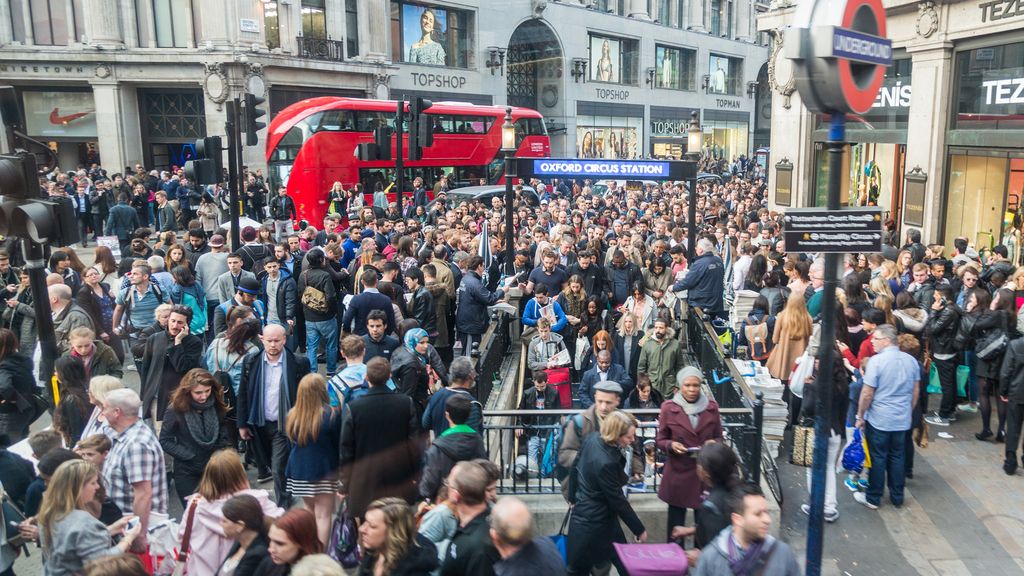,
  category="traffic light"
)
[357,126,393,162]
[243,93,267,147]
[185,136,223,185]
[0,153,79,245]
[407,97,433,161]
